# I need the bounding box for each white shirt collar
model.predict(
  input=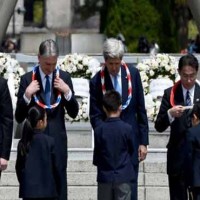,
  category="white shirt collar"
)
[181,84,195,103]
[39,66,53,81]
